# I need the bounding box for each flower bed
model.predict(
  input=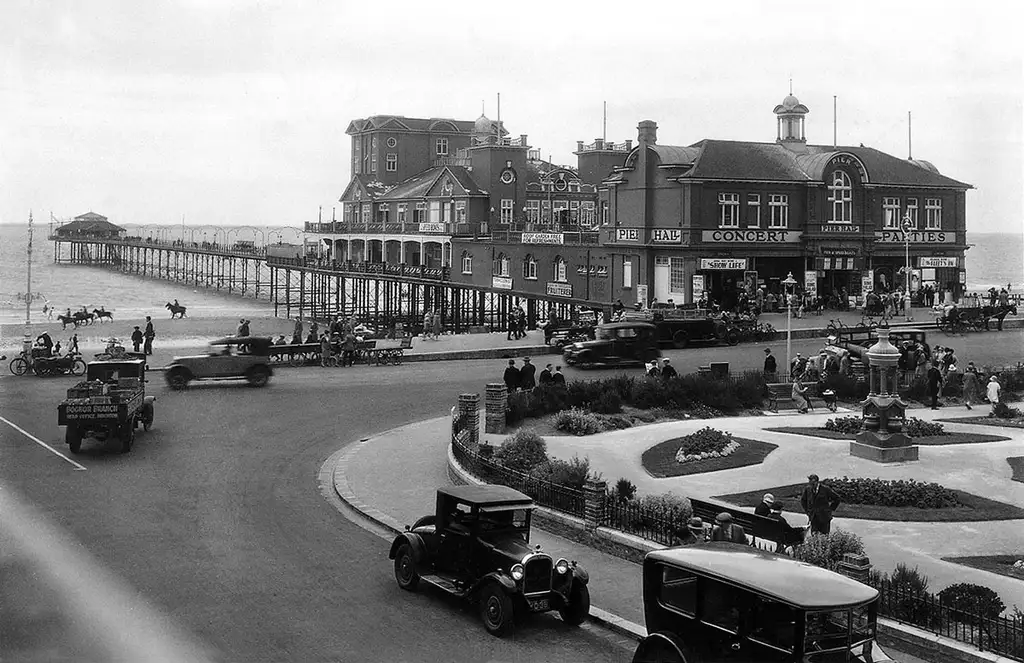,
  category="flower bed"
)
[766,426,1010,446]
[642,436,778,478]
[941,555,1024,583]
[674,427,738,463]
